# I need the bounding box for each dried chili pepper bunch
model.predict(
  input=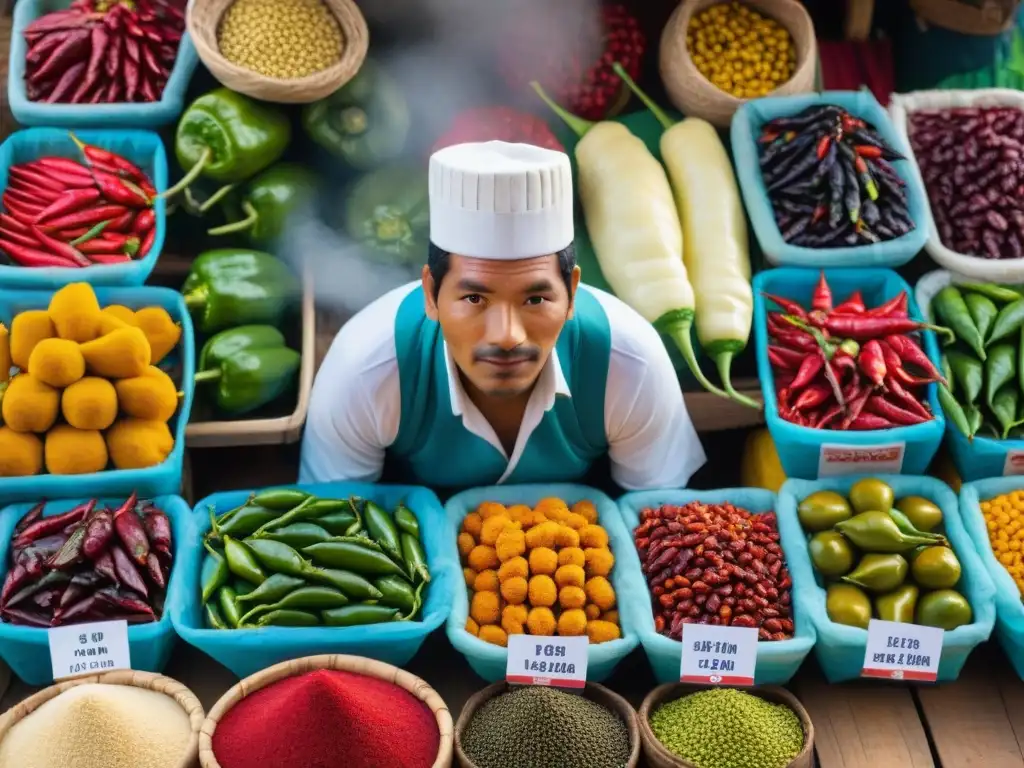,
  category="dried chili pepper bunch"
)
[23,0,186,105]
[910,107,1024,260]
[432,107,566,155]
[759,104,915,247]
[634,501,795,642]
[0,134,157,268]
[0,492,173,629]
[765,271,952,431]
[496,2,645,121]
